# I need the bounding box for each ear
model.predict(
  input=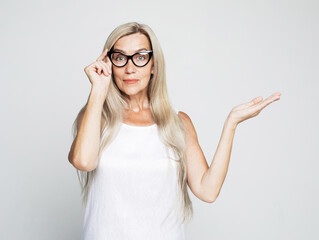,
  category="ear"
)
[151,64,154,74]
